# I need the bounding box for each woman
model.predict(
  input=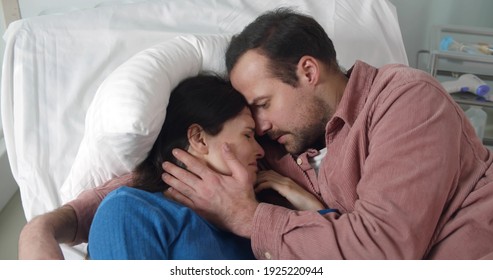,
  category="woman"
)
[88,74,324,259]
